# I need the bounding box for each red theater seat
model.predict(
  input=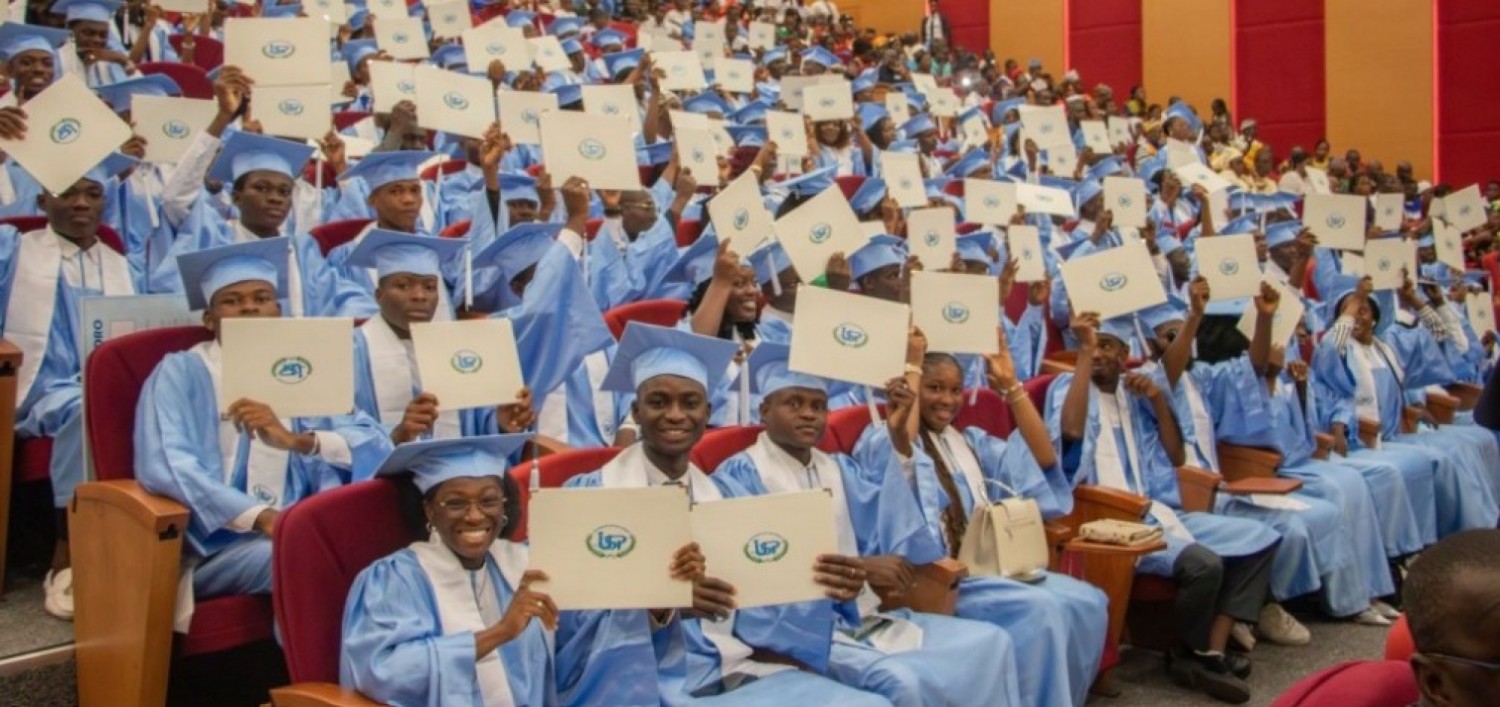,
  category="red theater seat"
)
[139,61,213,99]
[508,447,626,542]
[1268,660,1418,707]
[603,299,687,339]
[310,219,374,256]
